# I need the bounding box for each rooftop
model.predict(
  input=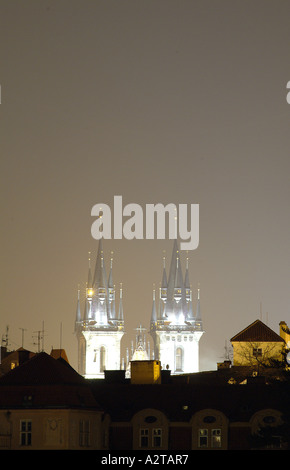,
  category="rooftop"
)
[230,319,284,343]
